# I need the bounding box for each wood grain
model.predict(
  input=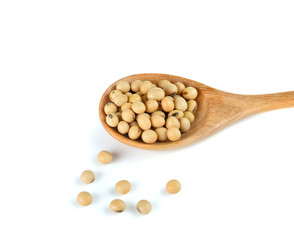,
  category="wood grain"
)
[99,73,294,150]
